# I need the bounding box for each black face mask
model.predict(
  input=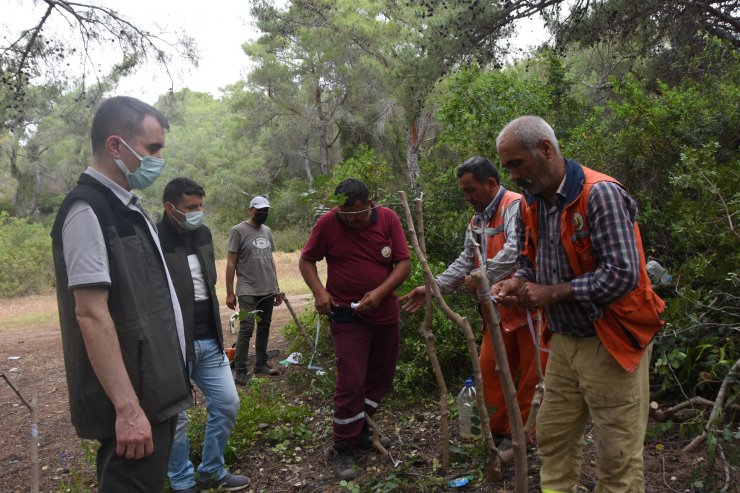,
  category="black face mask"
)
[253,211,269,225]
